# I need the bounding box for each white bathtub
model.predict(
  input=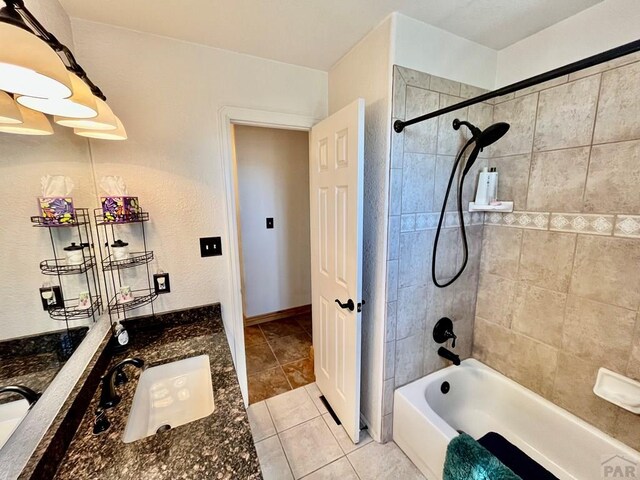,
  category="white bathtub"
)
[393,359,640,480]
